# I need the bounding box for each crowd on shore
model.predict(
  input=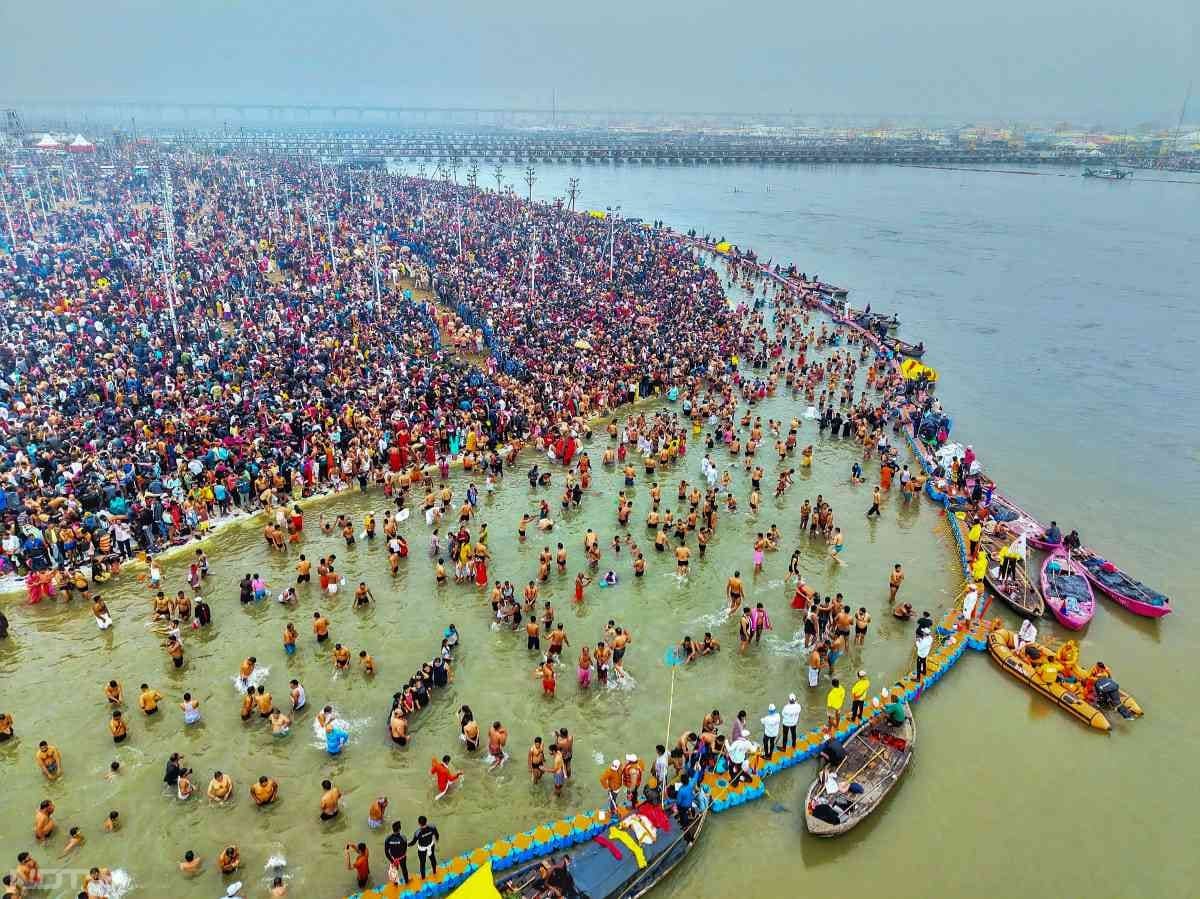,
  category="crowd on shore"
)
[0,153,752,588]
